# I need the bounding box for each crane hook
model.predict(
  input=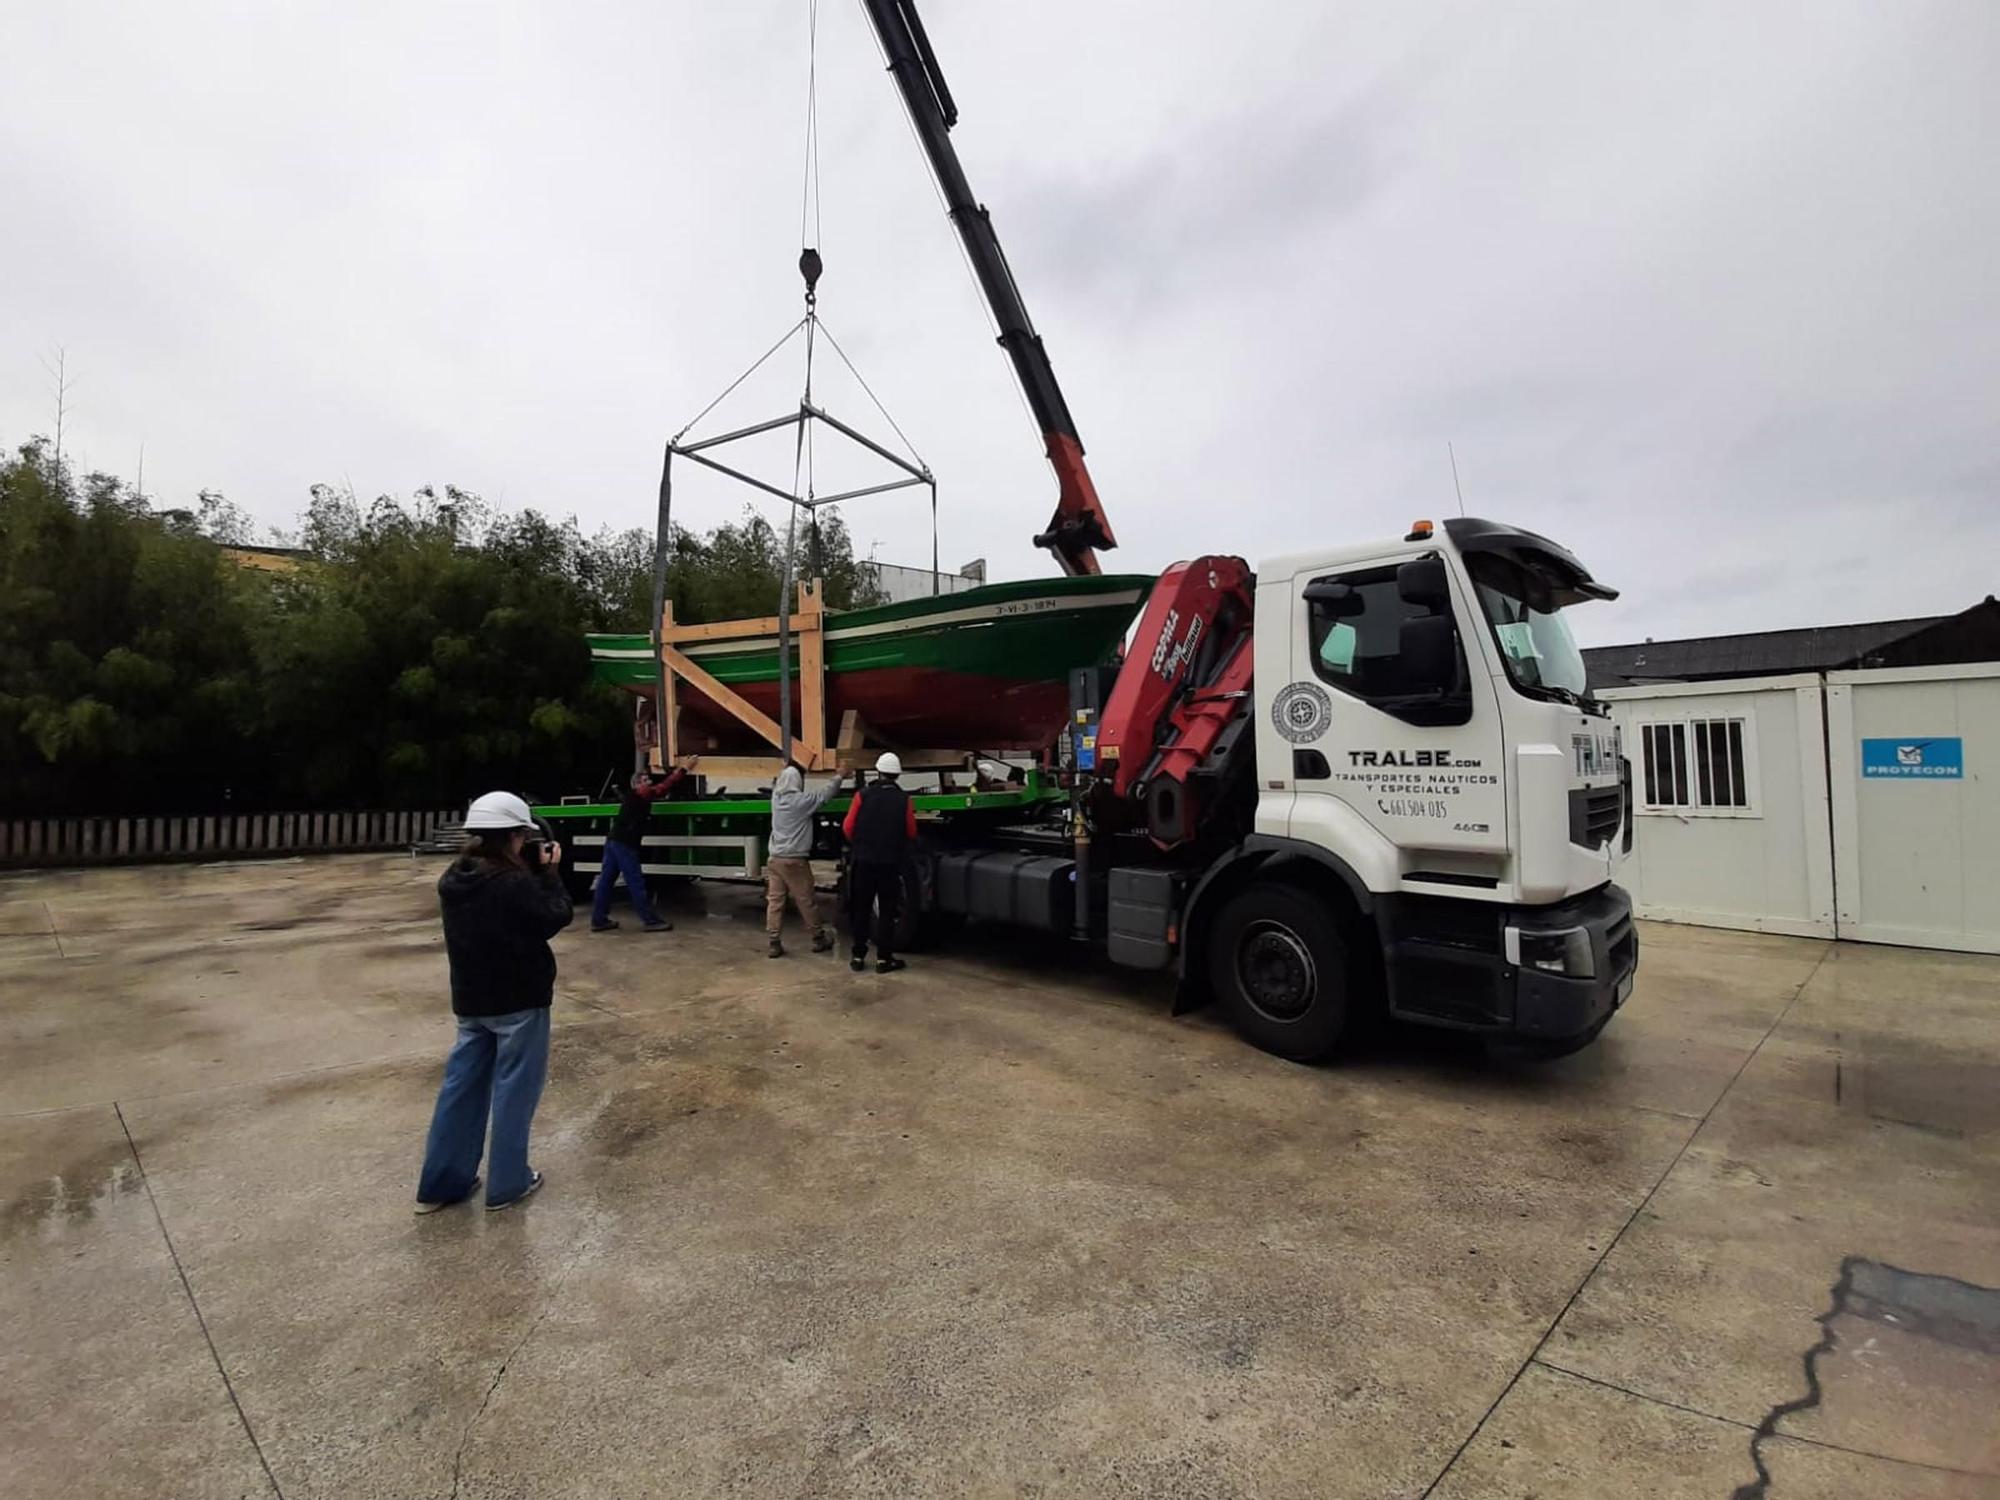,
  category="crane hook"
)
[799,246,823,307]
